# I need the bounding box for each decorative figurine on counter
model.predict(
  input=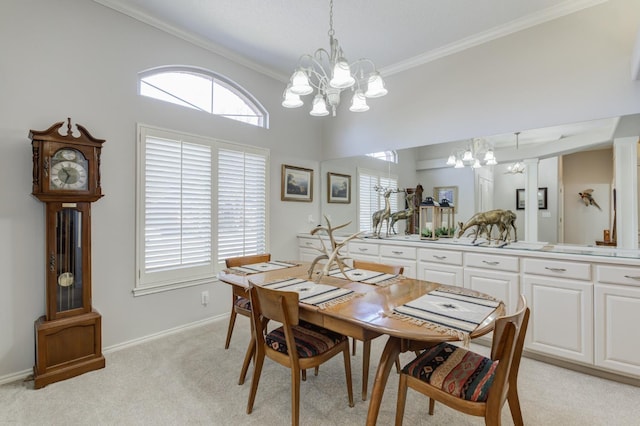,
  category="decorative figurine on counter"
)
[457,209,517,244]
[389,192,416,235]
[579,189,602,210]
[371,185,399,238]
[307,215,362,282]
